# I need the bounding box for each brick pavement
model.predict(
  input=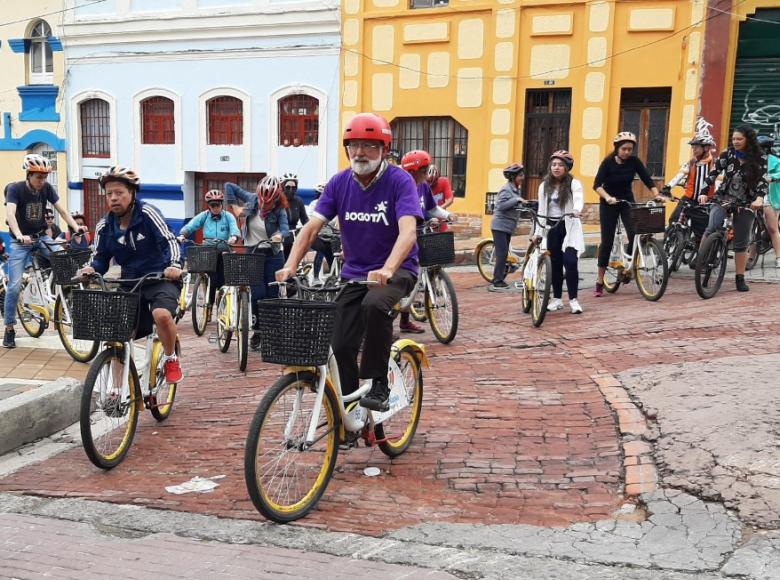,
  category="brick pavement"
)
[0,339,88,383]
[0,271,777,536]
